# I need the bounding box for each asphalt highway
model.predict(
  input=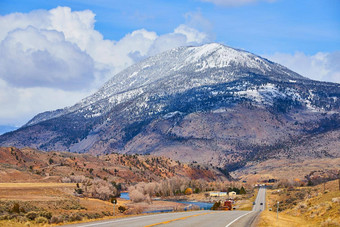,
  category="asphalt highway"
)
[64,187,266,227]
[252,186,266,212]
